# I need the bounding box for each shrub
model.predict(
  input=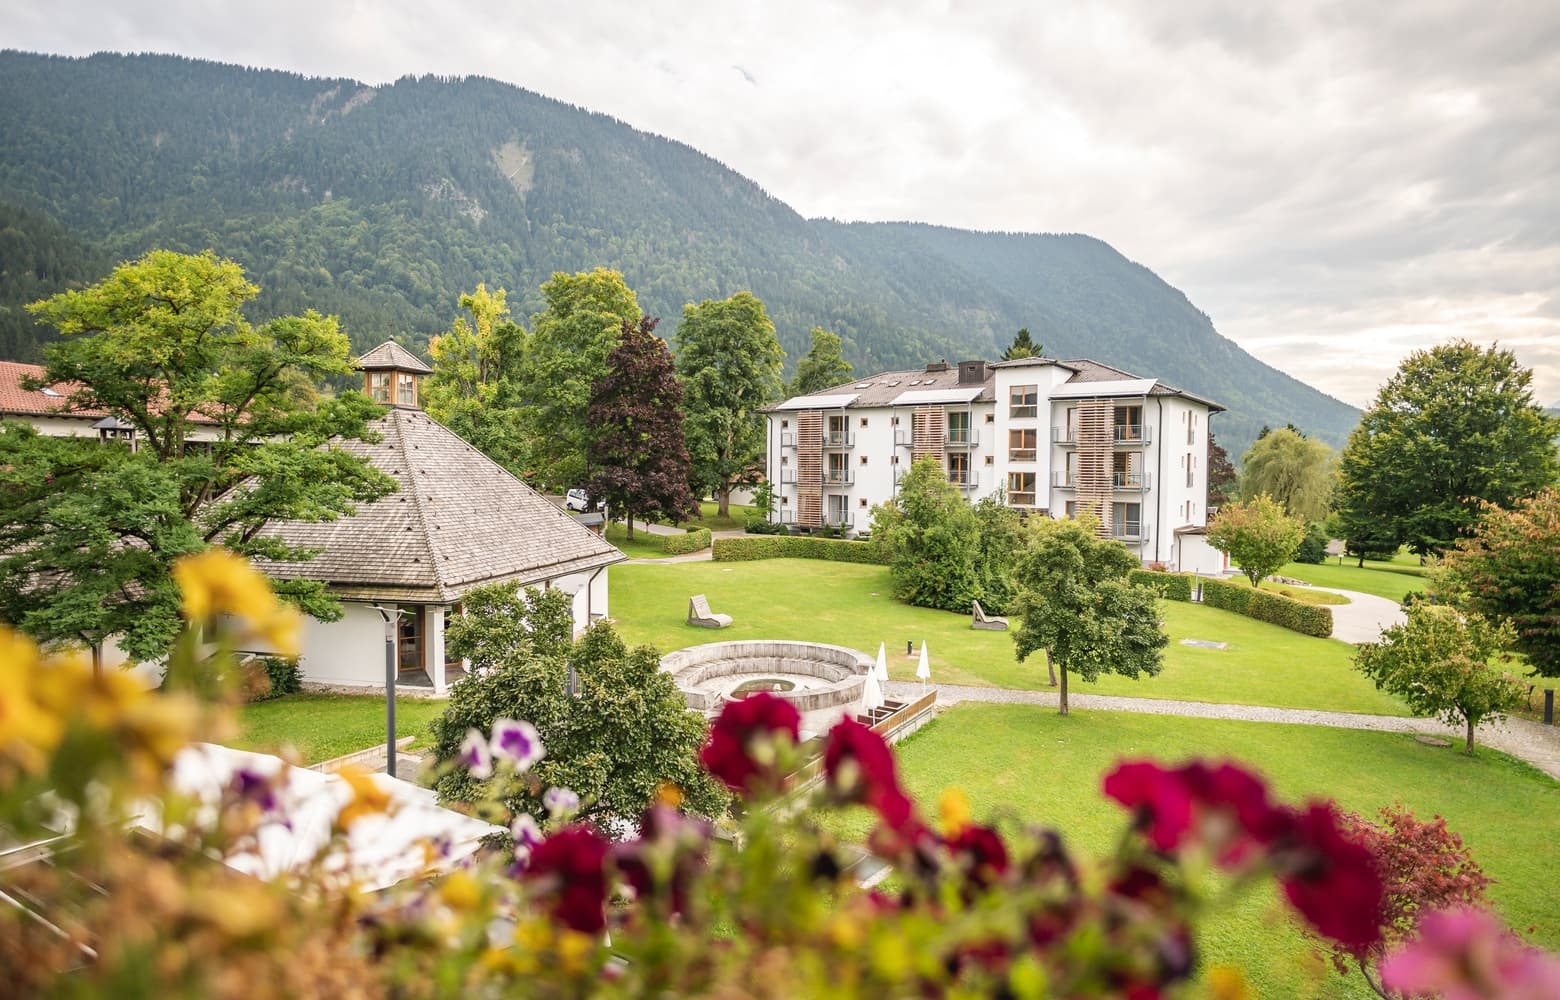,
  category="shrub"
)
[712,535,884,564]
[1202,578,1332,637]
[661,528,712,555]
[744,517,787,535]
[238,656,302,702]
[1128,570,1193,601]
[1293,523,1328,564]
